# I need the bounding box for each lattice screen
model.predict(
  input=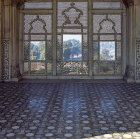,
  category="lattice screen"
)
[23,14,52,75]
[93,2,121,9]
[57,2,88,75]
[22,0,123,77]
[24,2,52,9]
[93,14,122,75]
